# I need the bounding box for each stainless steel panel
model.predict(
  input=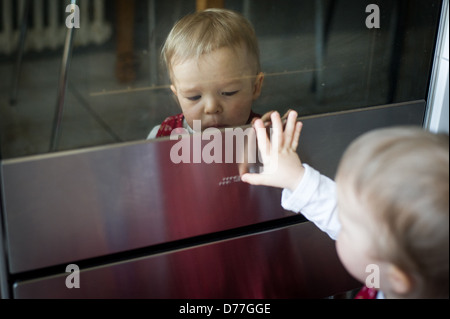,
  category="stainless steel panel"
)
[13,221,360,298]
[298,100,426,178]
[2,137,291,274]
[1,100,425,279]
